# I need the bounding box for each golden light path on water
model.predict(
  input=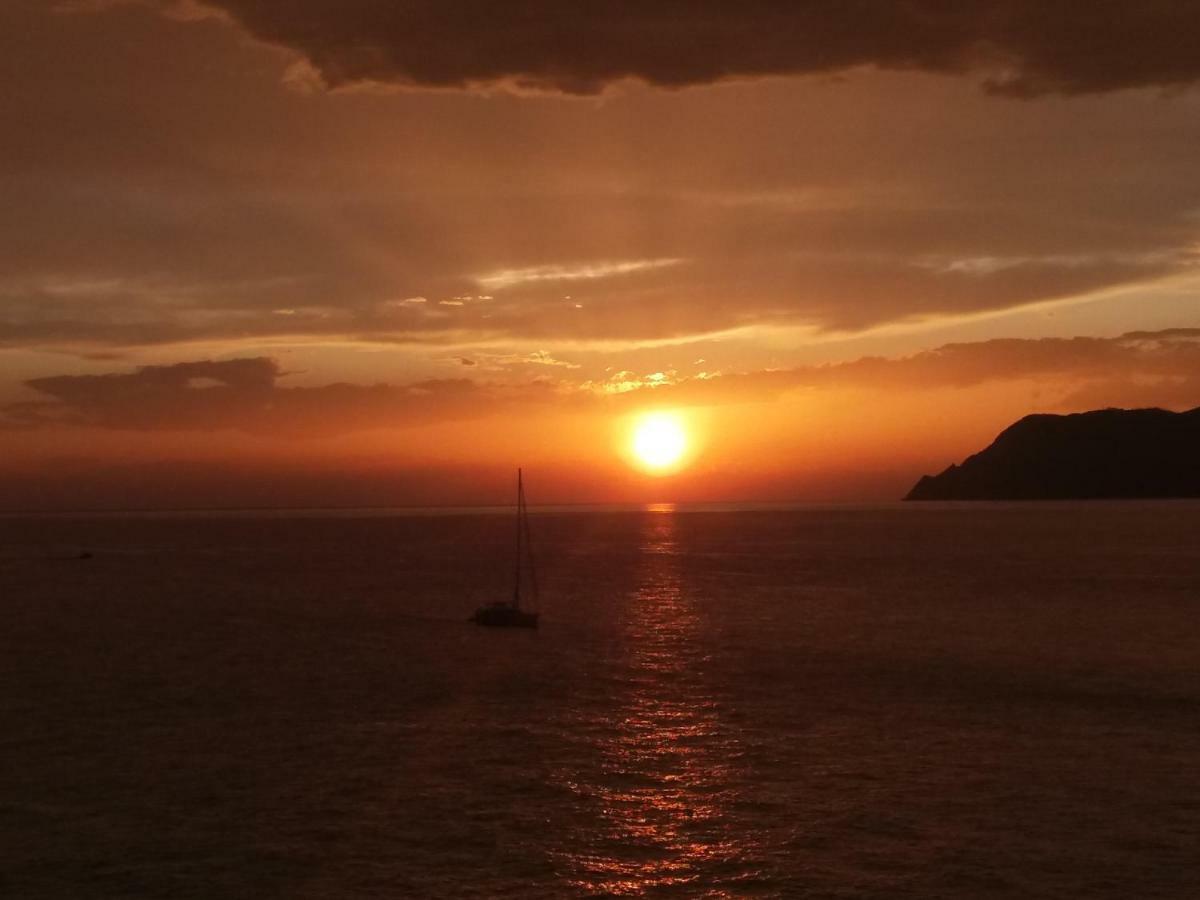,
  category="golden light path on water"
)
[558,506,748,895]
